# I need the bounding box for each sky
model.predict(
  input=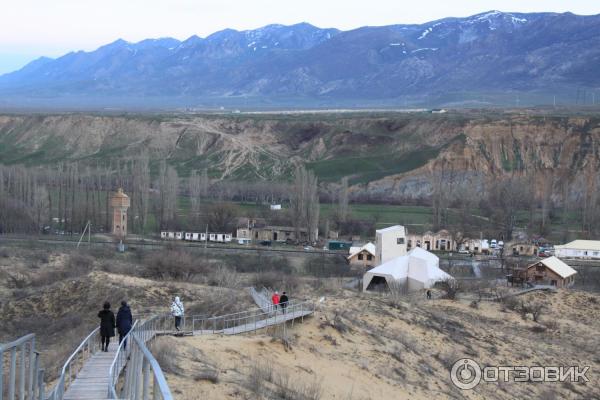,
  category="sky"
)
[0,0,598,74]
